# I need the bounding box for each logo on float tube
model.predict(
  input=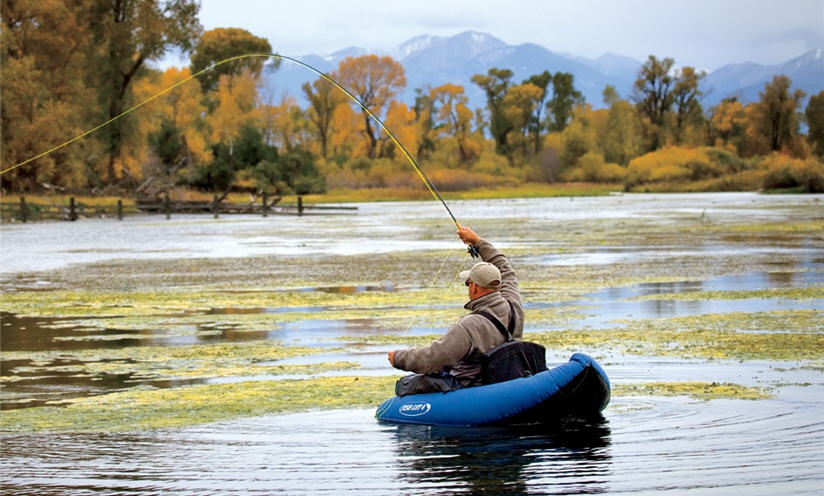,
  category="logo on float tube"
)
[399,403,431,416]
